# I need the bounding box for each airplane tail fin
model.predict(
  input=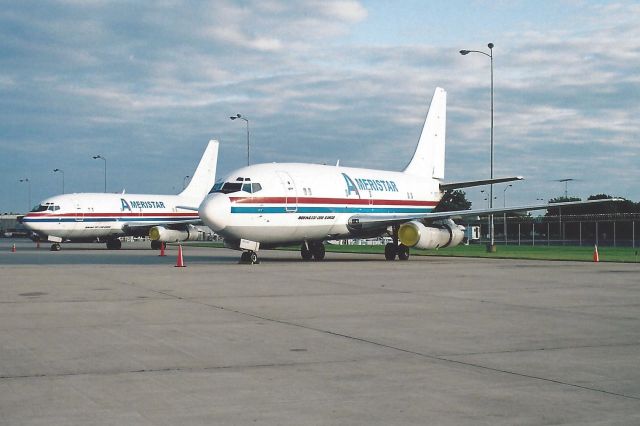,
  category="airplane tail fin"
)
[403,87,446,179]
[179,140,219,200]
